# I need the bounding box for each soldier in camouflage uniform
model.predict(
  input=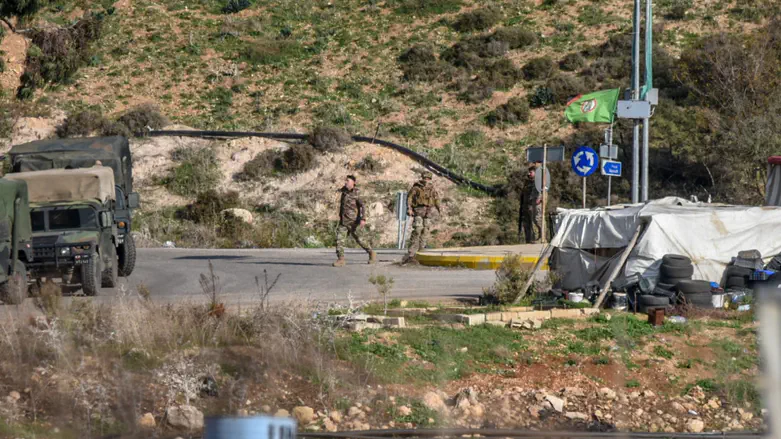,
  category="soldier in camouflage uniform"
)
[404,171,441,263]
[333,175,376,267]
[519,165,542,243]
